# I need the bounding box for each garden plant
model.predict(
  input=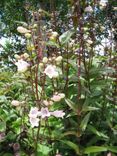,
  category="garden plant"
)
[0,0,117,156]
